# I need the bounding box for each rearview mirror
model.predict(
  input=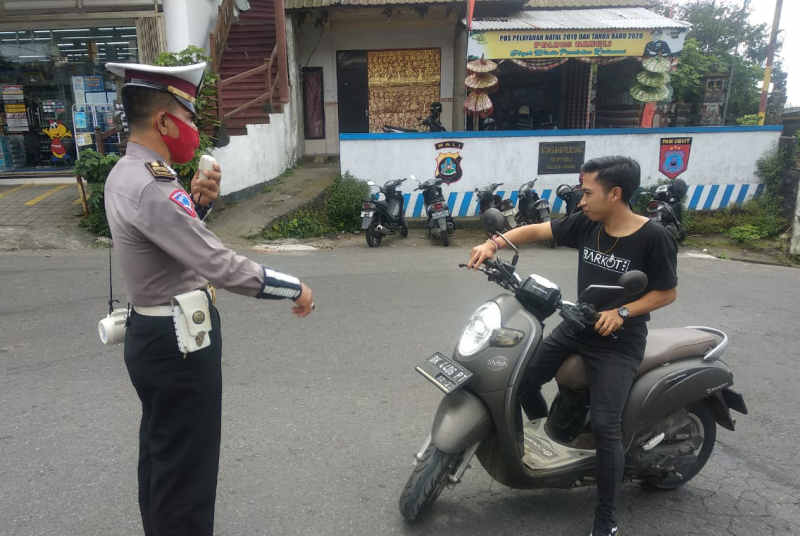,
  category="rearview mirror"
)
[618,270,648,297]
